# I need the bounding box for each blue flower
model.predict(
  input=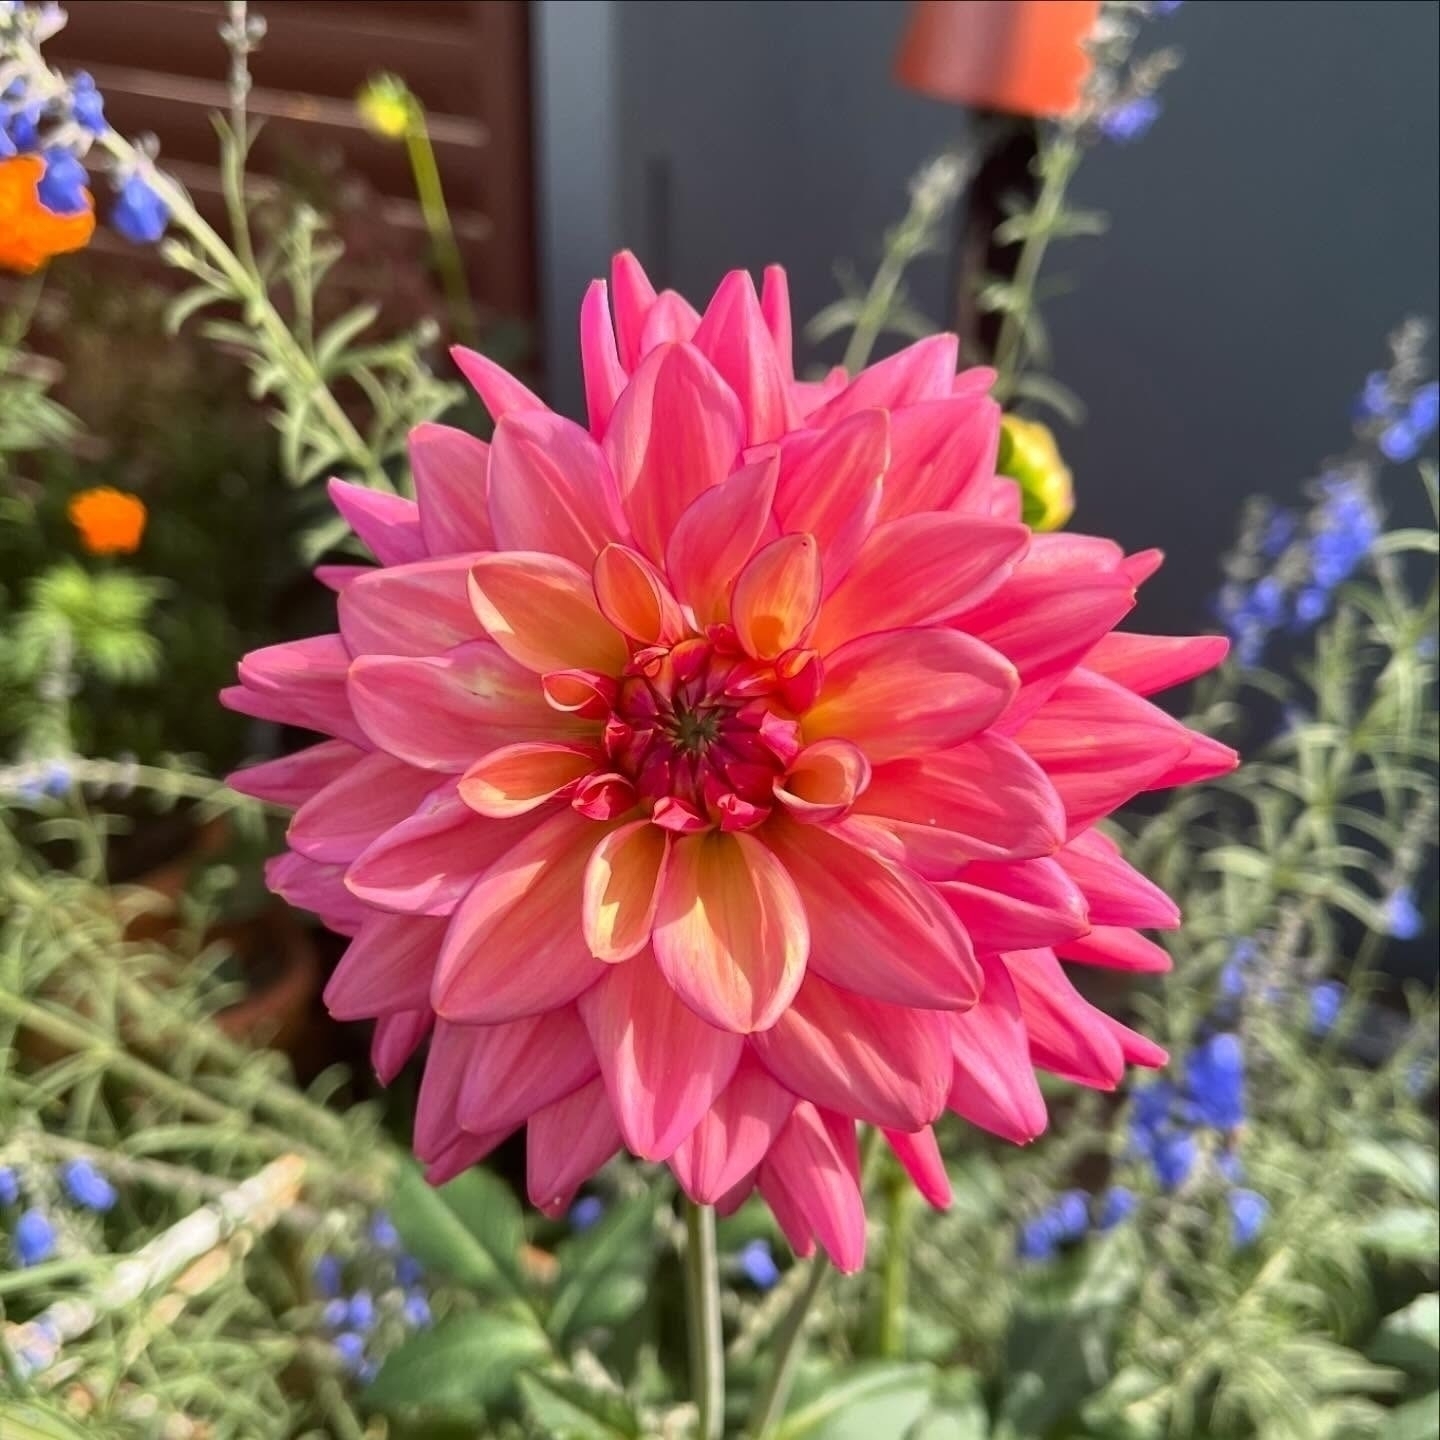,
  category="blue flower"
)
[1229,1187,1268,1247]
[1381,421,1420,463]
[367,1211,399,1250]
[332,1331,366,1374]
[1259,509,1298,559]
[1153,0,1183,13]
[402,1290,433,1328]
[395,1253,424,1287]
[1309,980,1345,1036]
[1249,577,1287,628]
[1151,1130,1198,1192]
[1383,886,1423,940]
[13,1208,57,1266]
[568,1195,605,1231]
[1018,1211,1062,1262]
[1054,1189,1090,1242]
[36,147,88,215]
[1101,95,1161,143]
[312,1254,344,1298]
[1418,634,1438,661]
[1216,1151,1245,1184]
[321,1298,348,1329]
[110,173,168,244]
[5,102,42,153]
[737,1237,780,1289]
[1410,382,1439,436]
[1356,370,1392,420]
[1184,1032,1246,1131]
[1128,1080,1177,1158]
[69,72,105,133]
[1096,1186,1137,1232]
[346,1290,376,1331]
[1292,585,1328,628]
[59,1158,117,1213]
[0,1166,18,1206]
